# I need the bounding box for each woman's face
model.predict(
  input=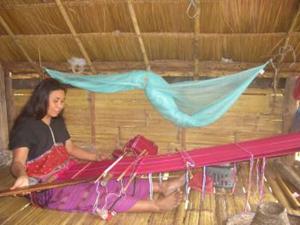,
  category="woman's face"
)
[47,89,65,118]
